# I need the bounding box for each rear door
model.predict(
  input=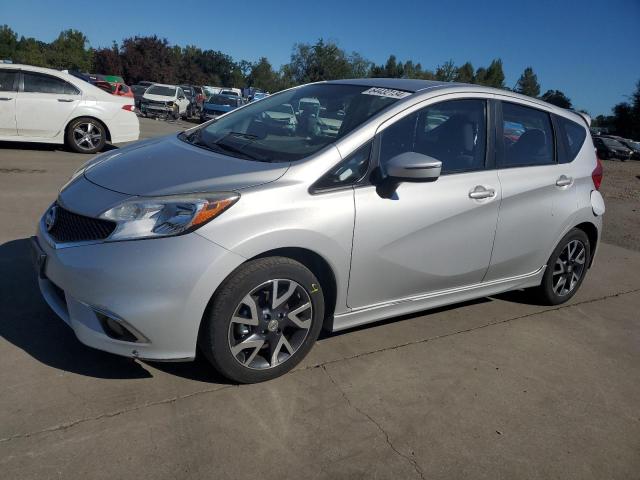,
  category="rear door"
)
[484,99,577,281]
[0,69,18,136]
[15,71,81,137]
[348,96,501,308]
